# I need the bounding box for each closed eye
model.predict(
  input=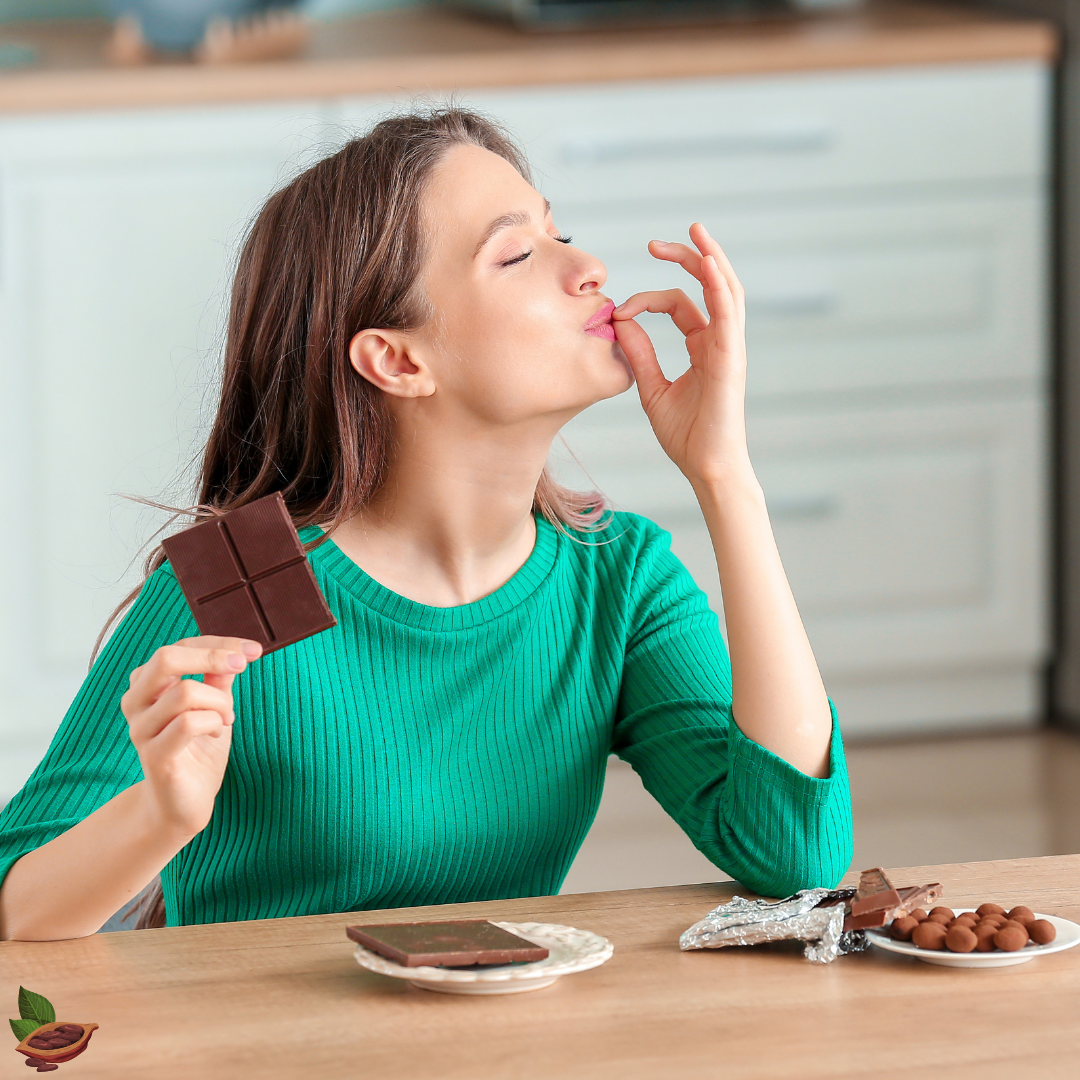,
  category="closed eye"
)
[498,236,573,268]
